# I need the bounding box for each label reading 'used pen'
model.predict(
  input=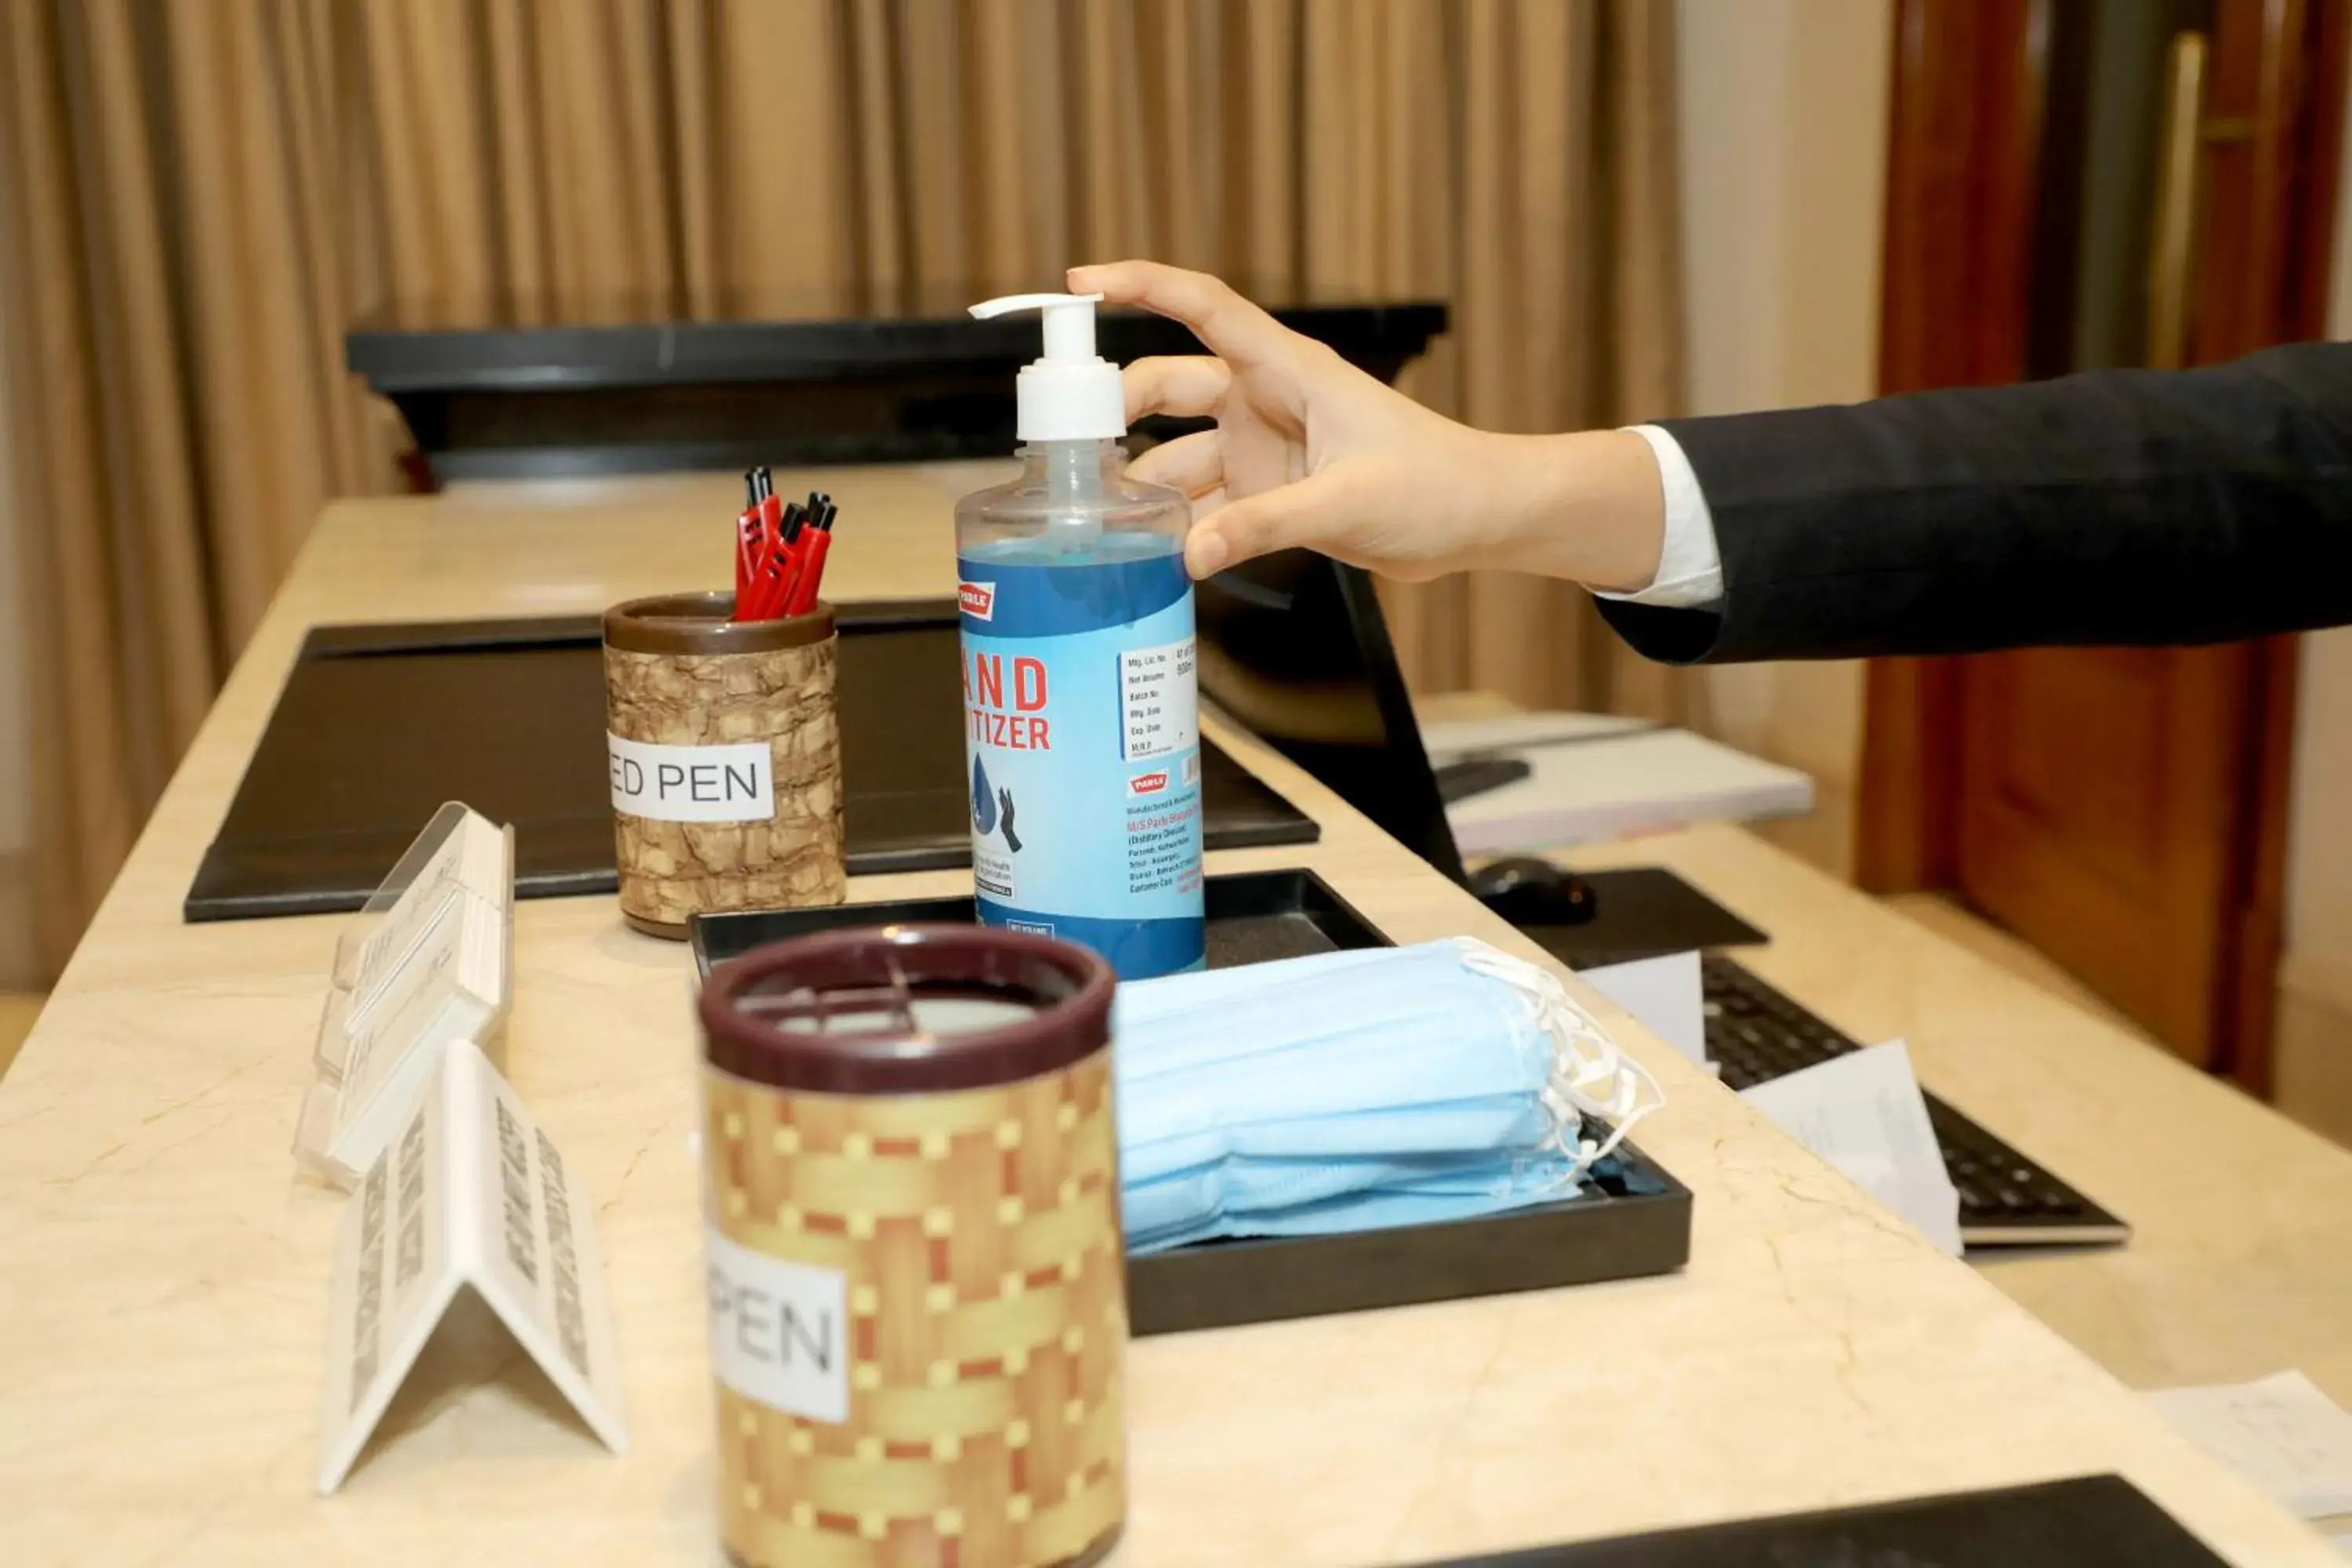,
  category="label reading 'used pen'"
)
[607,734,775,824]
